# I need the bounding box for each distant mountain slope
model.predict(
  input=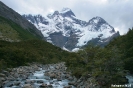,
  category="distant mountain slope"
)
[0,1,44,40]
[23,8,119,51]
